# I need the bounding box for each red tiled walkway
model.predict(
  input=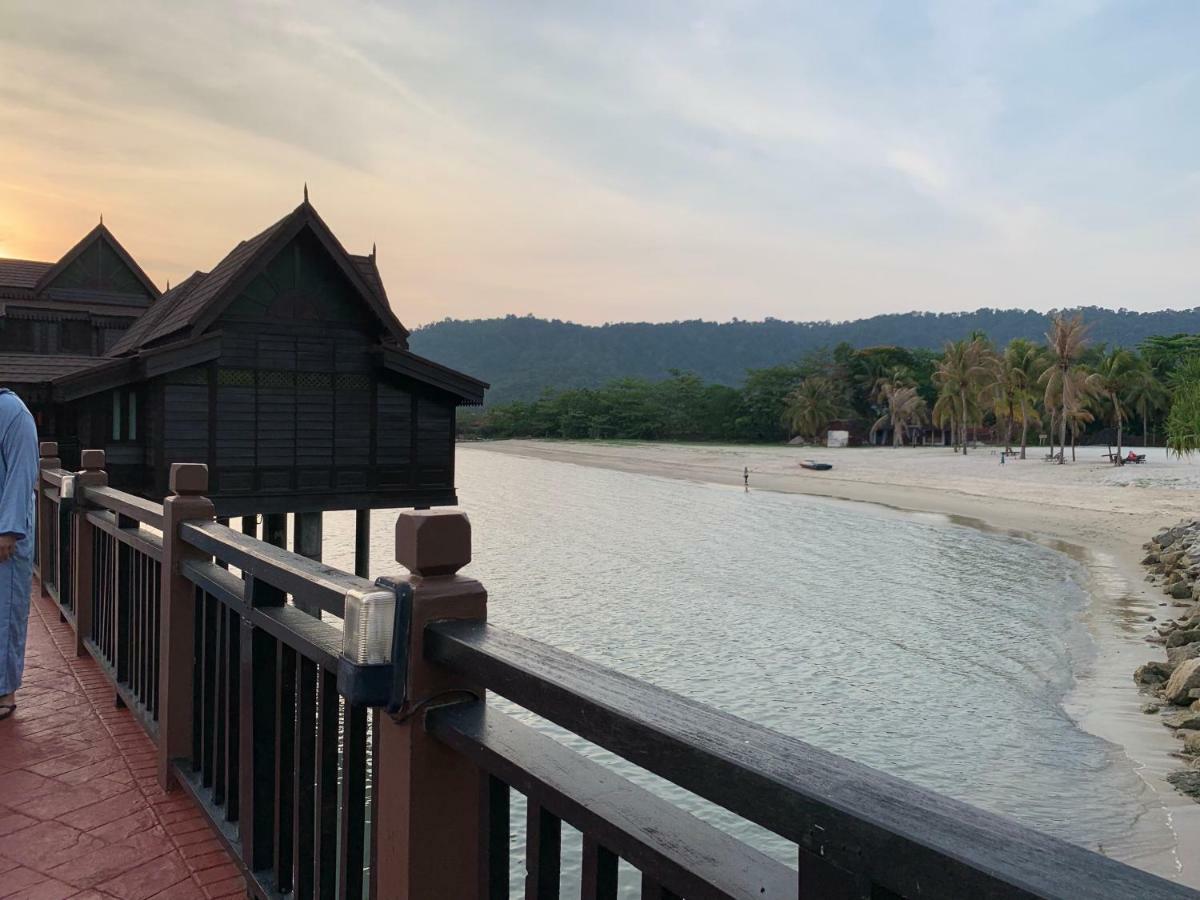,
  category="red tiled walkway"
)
[0,581,245,899]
